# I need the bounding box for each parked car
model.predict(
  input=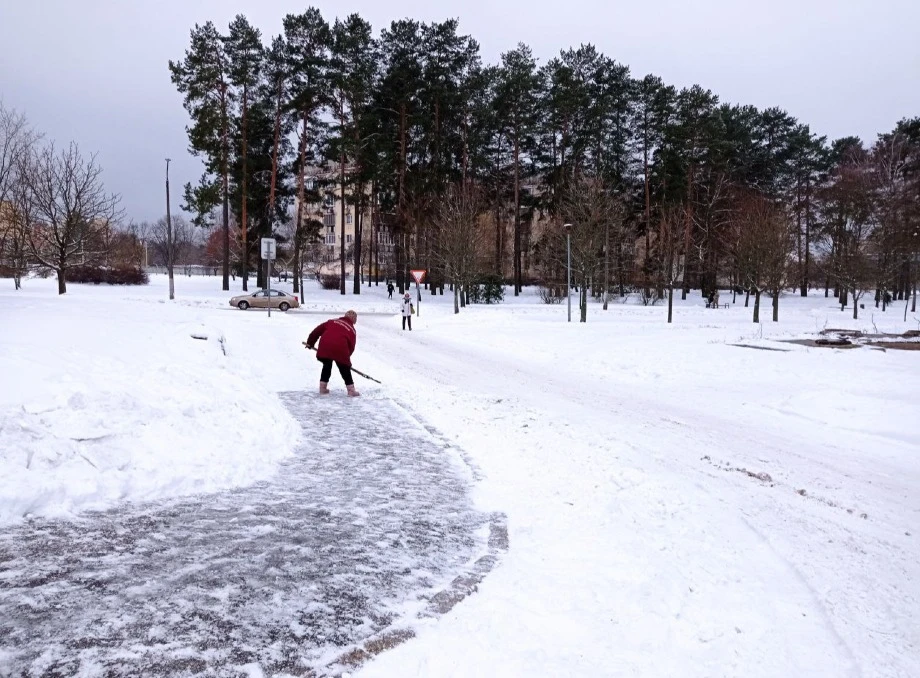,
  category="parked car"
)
[229,289,300,311]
